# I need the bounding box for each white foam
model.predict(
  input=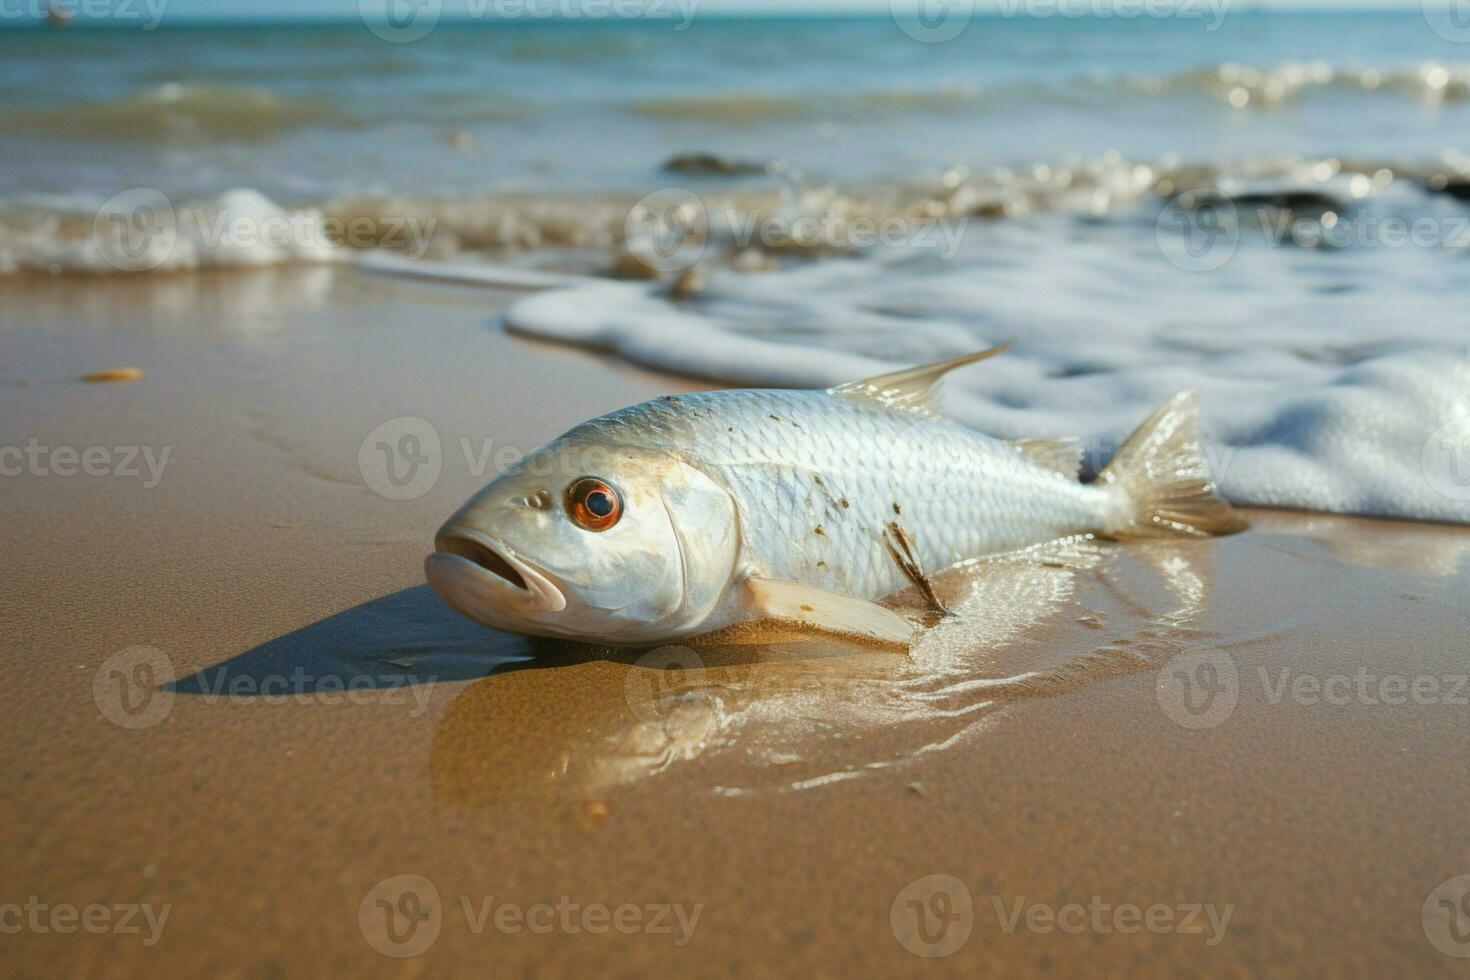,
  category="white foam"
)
[355,252,599,291]
[0,188,344,276]
[504,208,1470,524]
